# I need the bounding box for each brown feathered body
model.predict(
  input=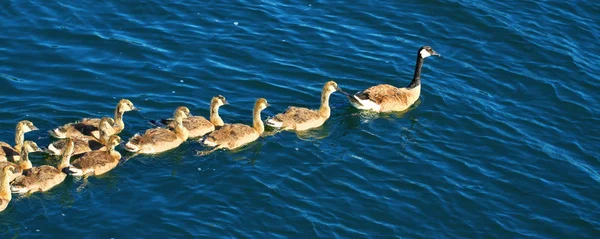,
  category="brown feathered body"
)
[168,117,215,138]
[202,98,268,151]
[10,140,72,194]
[354,84,421,112]
[266,81,339,131]
[50,136,106,156]
[48,117,113,156]
[0,161,20,182]
[0,142,17,162]
[71,150,121,176]
[50,99,136,138]
[0,166,14,212]
[11,166,67,193]
[126,127,187,154]
[204,124,260,150]
[0,166,15,212]
[125,107,189,154]
[271,107,326,131]
[163,96,227,138]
